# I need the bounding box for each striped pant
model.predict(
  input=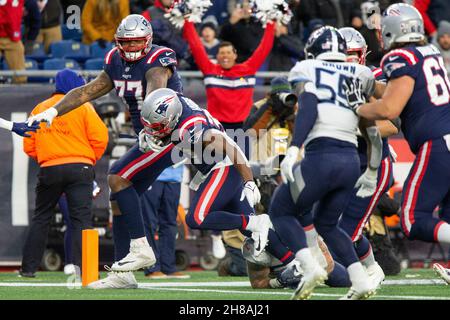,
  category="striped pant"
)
[339,156,393,242]
[400,137,450,242]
